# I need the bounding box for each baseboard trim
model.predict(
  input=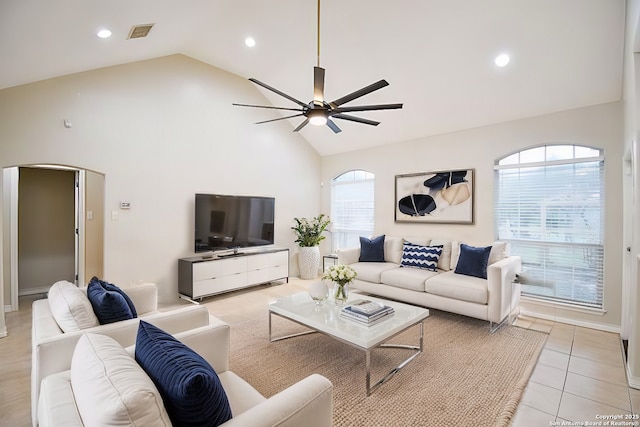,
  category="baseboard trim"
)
[18,286,50,297]
[519,308,621,334]
[627,365,640,390]
[0,326,7,338]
